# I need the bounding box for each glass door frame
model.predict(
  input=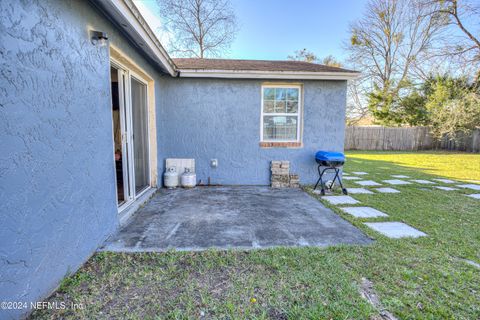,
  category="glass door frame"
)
[110,59,151,212]
[130,73,151,197]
